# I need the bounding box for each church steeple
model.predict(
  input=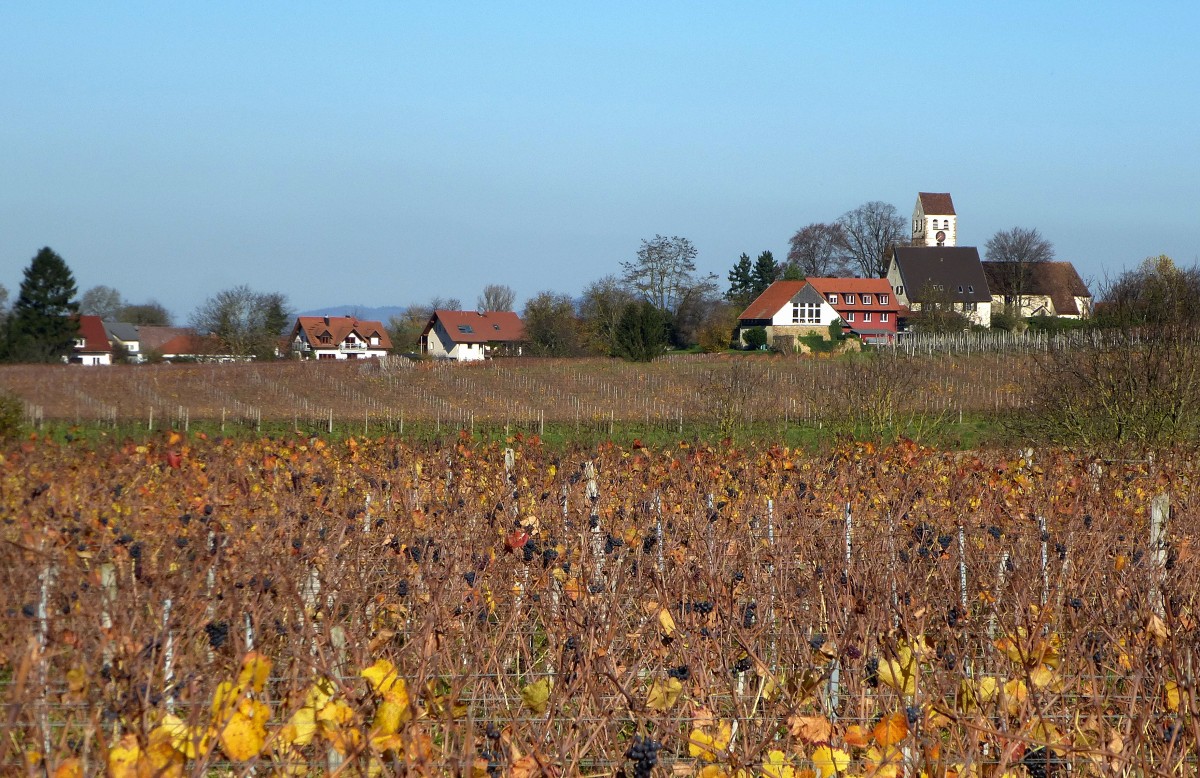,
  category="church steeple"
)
[912,192,957,247]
